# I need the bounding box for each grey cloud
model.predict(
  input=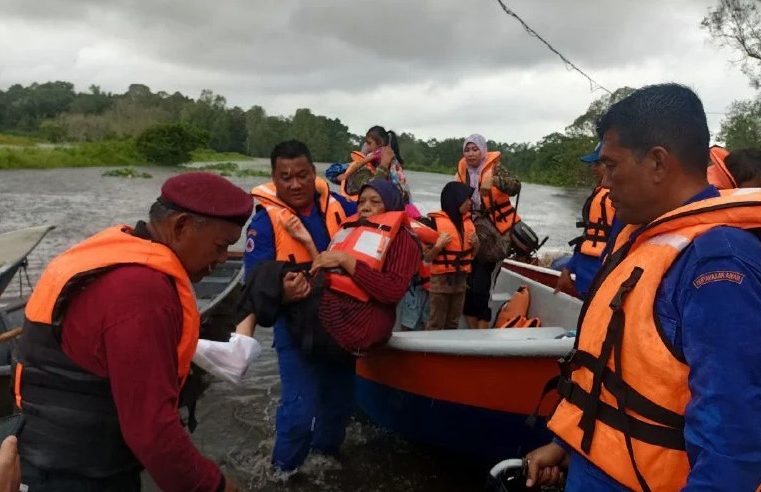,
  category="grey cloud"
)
[0,0,717,96]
